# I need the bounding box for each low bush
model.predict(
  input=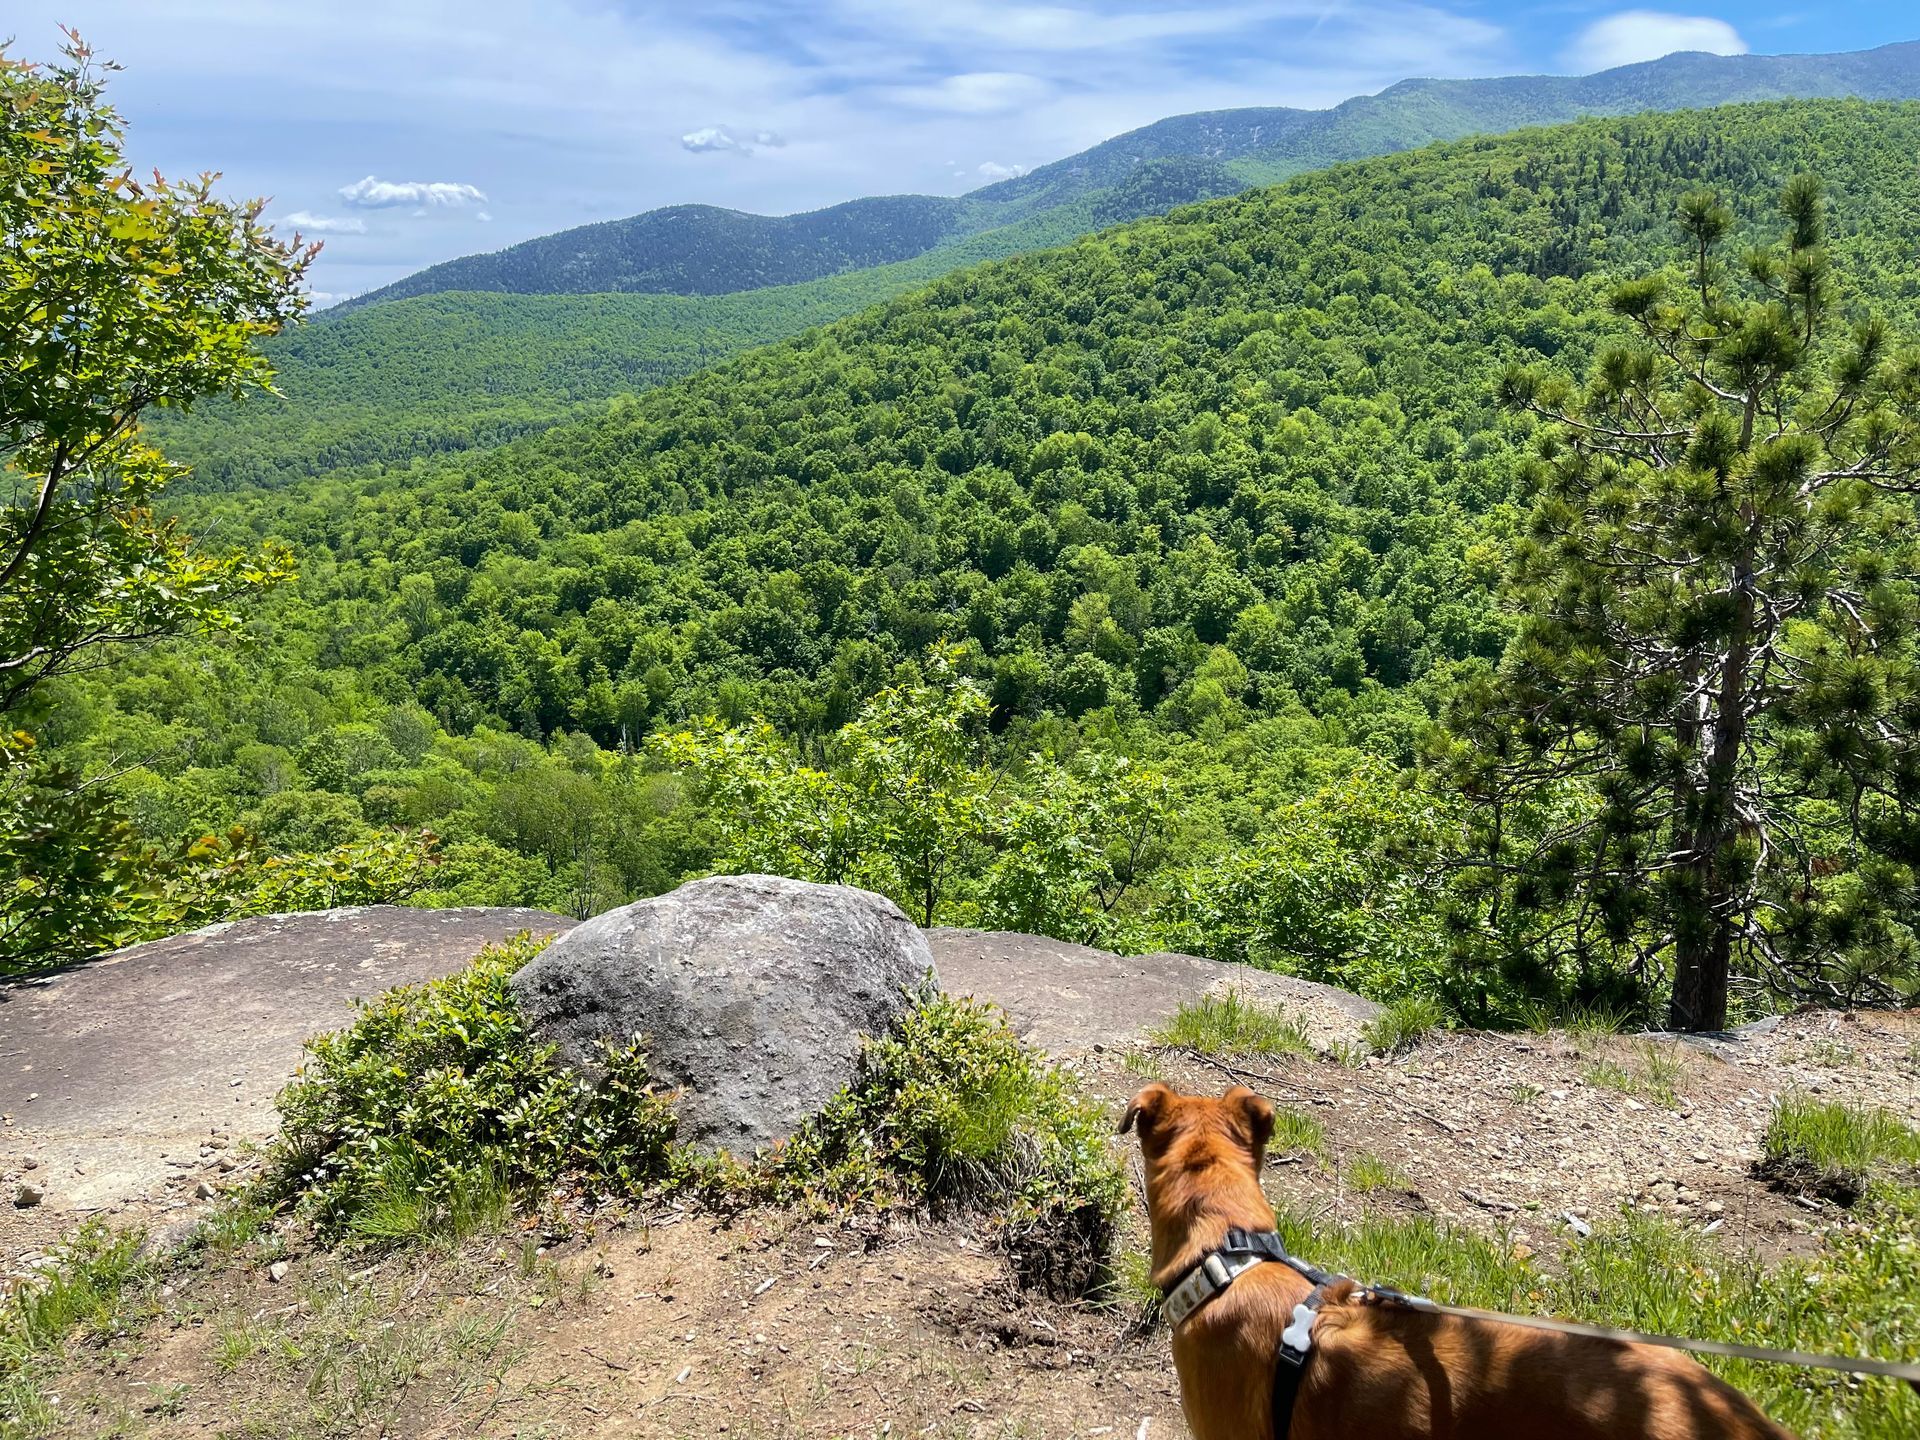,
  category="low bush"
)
[267,943,1126,1296]
[270,933,677,1242]
[772,994,1128,1298]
